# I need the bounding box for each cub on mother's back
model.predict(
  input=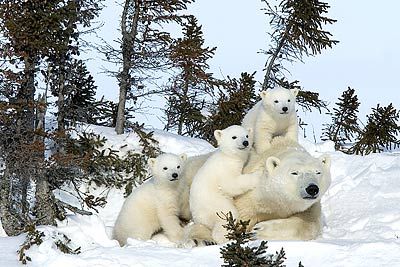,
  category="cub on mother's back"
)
[189,125,261,244]
[242,86,299,154]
